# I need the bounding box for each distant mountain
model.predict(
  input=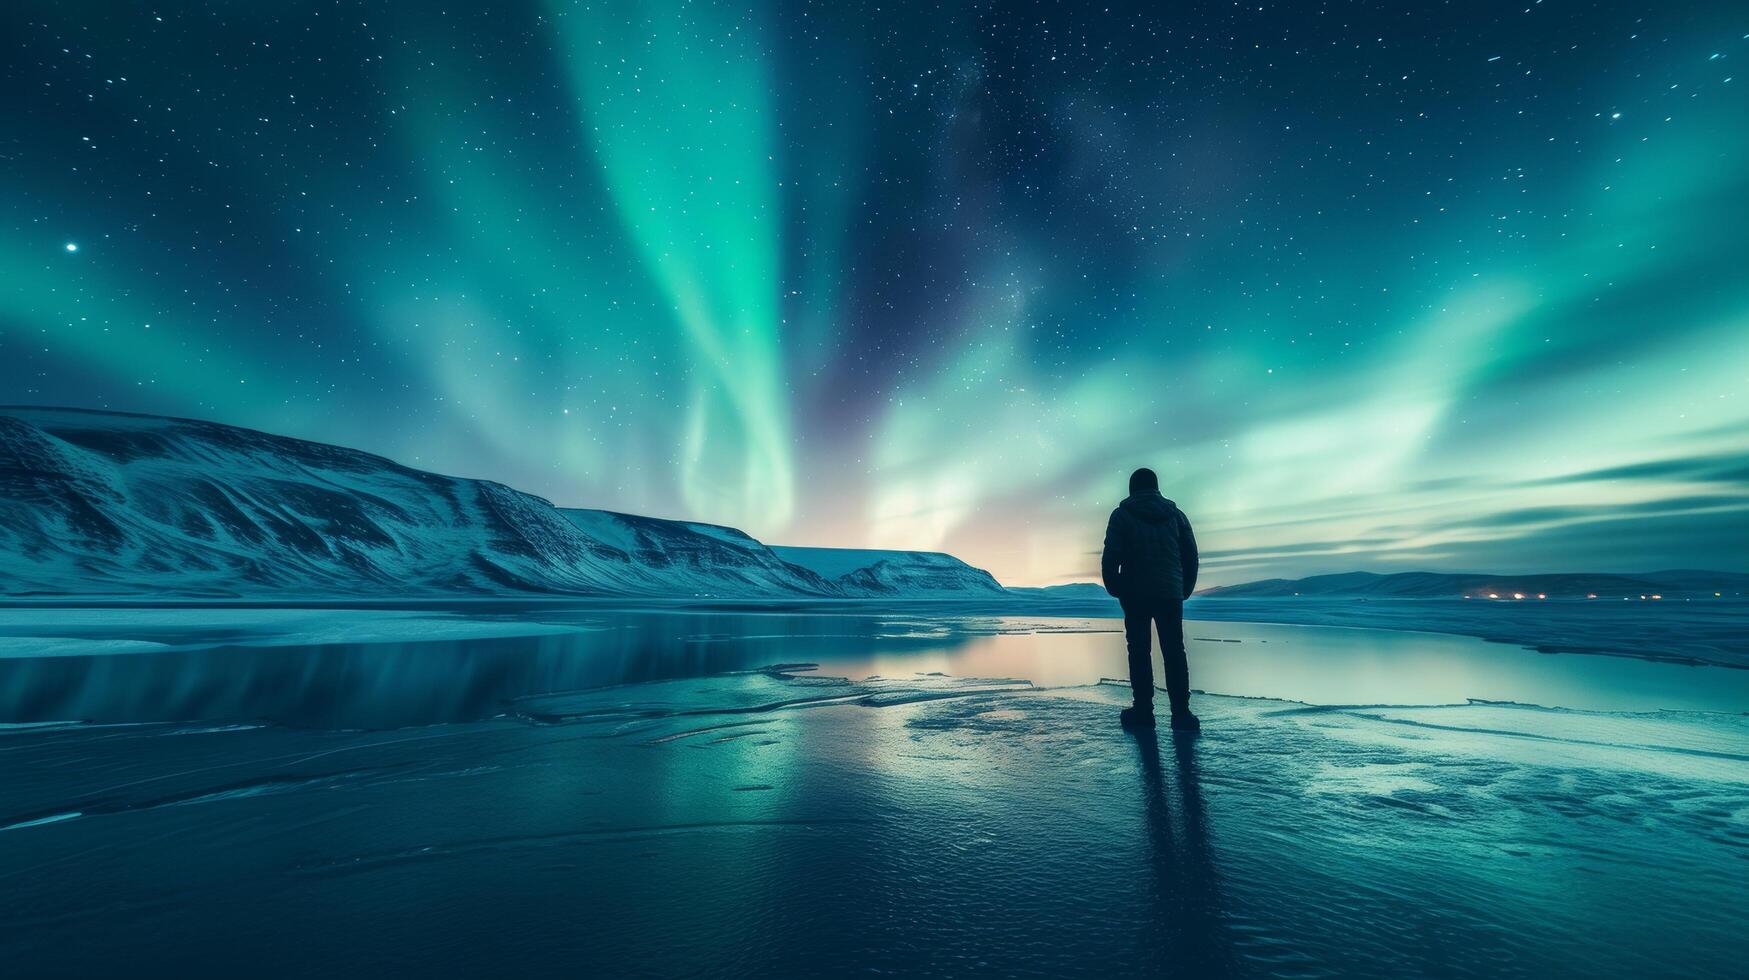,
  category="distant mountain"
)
[1005,583,1114,601]
[0,407,1010,601]
[772,546,1008,596]
[1199,569,1749,600]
